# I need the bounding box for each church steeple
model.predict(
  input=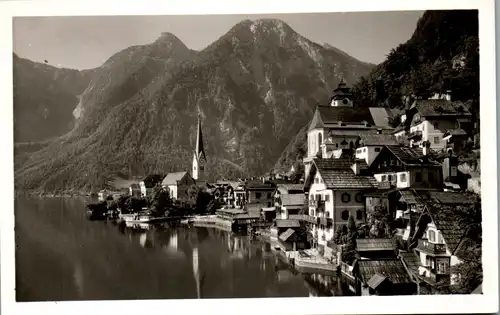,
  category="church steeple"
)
[193,114,206,180]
